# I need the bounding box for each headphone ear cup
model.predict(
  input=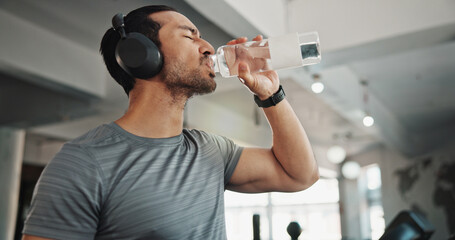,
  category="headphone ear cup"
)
[115,32,163,79]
